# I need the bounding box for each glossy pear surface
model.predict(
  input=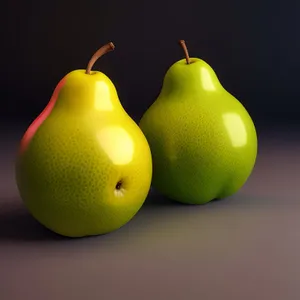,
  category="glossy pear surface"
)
[16,70,152,237]
[139,58,257,204]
